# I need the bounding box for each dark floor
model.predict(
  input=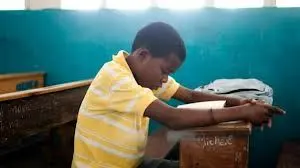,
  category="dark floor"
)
[1,142,54,168]
[0,123,75,168]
